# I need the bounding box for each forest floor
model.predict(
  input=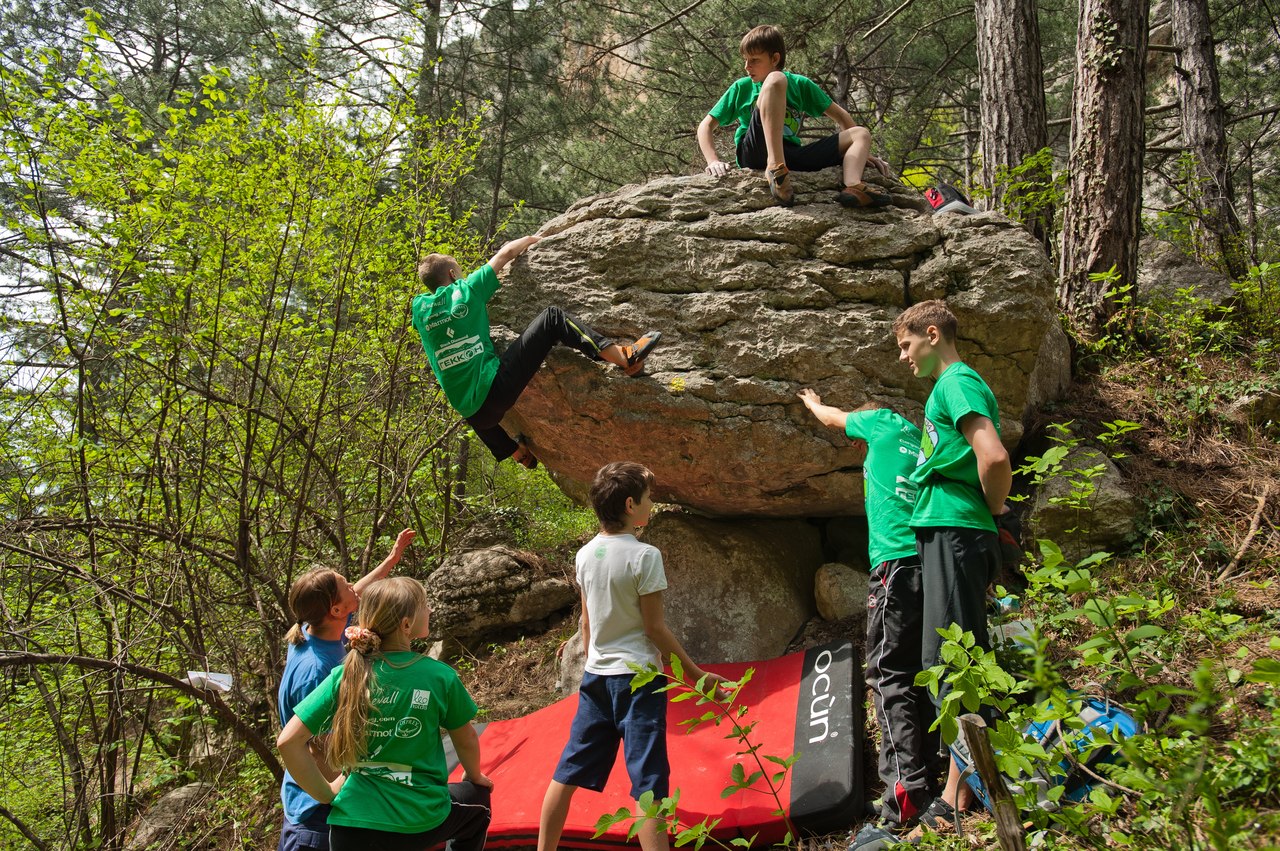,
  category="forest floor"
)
[450,348,1280,850]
